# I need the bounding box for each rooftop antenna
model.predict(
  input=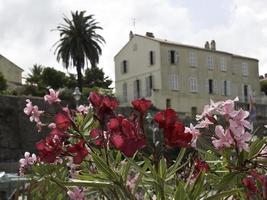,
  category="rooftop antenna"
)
[131,17,136,30]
